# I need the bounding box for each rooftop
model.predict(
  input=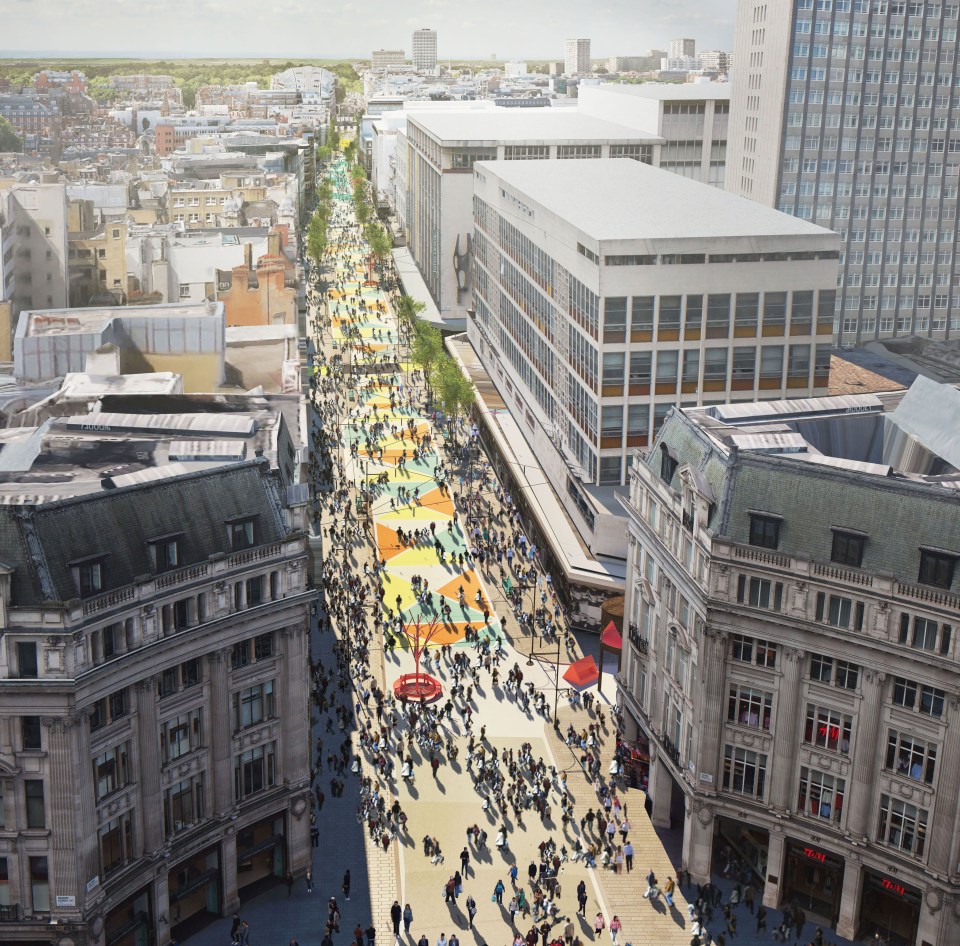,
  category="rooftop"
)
[477,158,836,244]
[586,82,731,100]
[409,109,662,145]
[21,301,224,338]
